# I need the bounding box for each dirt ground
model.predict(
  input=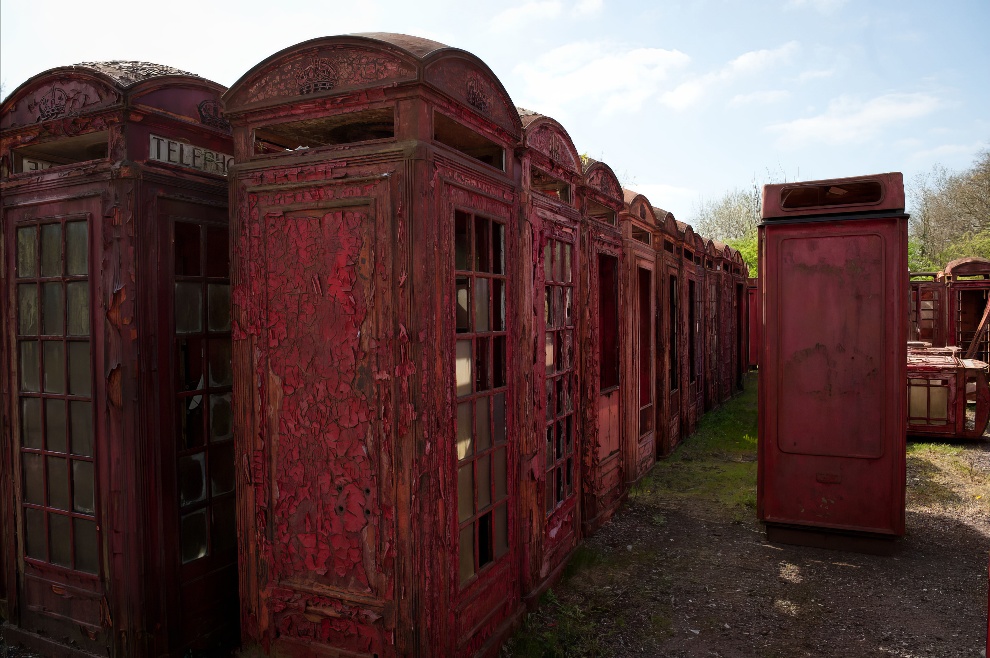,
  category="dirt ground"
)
[506,372,990,658]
